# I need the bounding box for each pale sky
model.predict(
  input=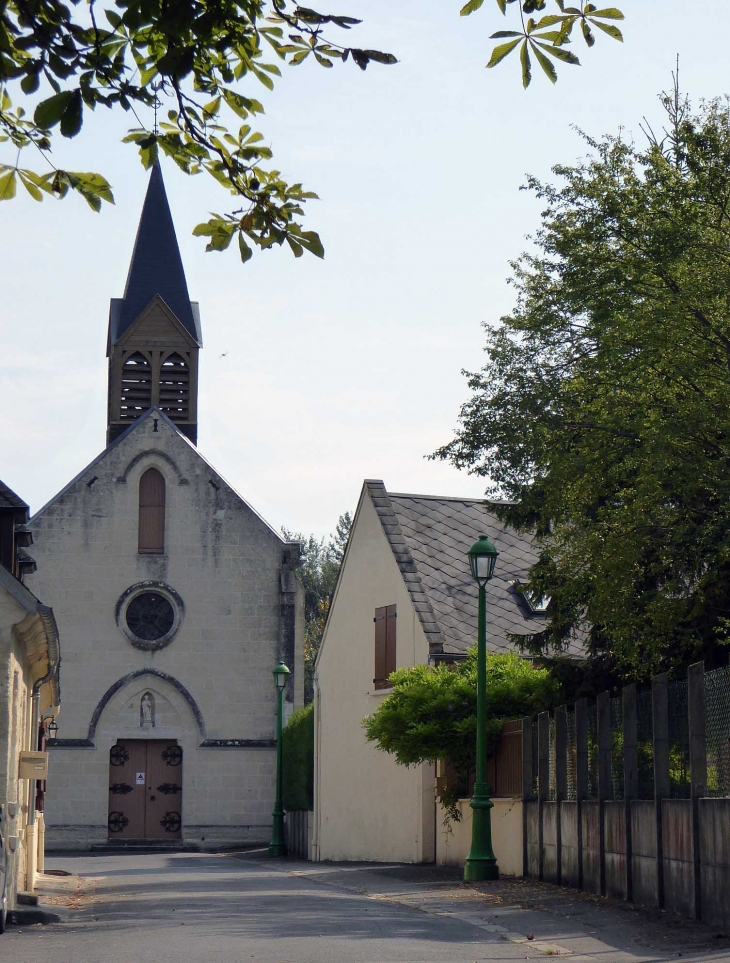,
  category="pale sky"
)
[1,2,728,539]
